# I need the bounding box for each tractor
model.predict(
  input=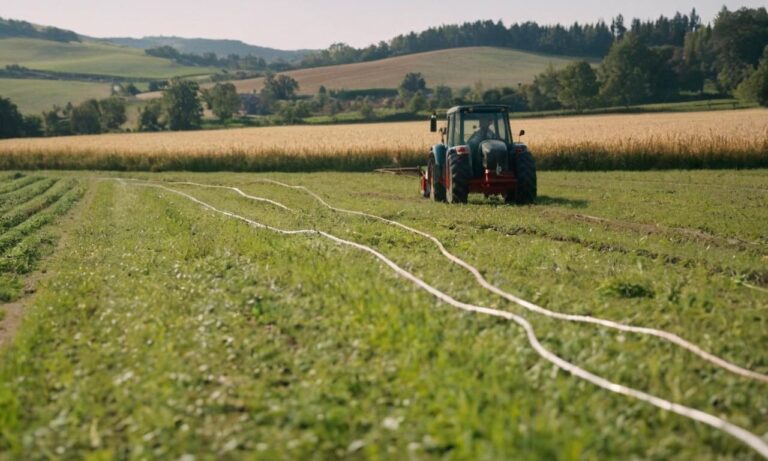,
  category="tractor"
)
[419,105,536,205]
